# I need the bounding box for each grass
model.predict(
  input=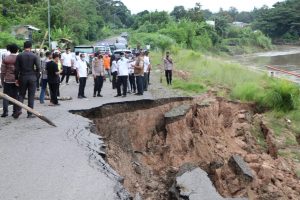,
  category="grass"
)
[172,79,206,94]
